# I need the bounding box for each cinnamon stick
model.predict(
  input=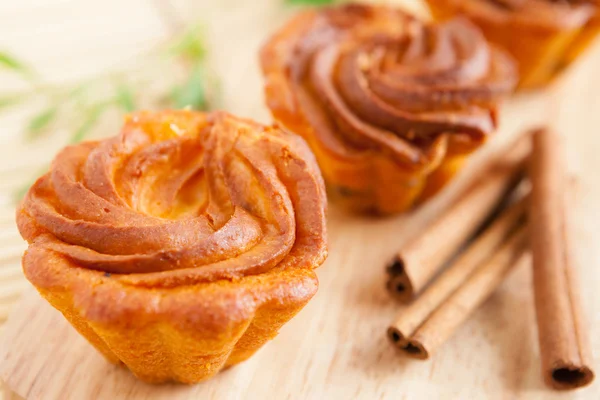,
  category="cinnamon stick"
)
[388,205,529,359]
[388,196,527,354]
[529,128,594,390]
[386,134,530,302]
